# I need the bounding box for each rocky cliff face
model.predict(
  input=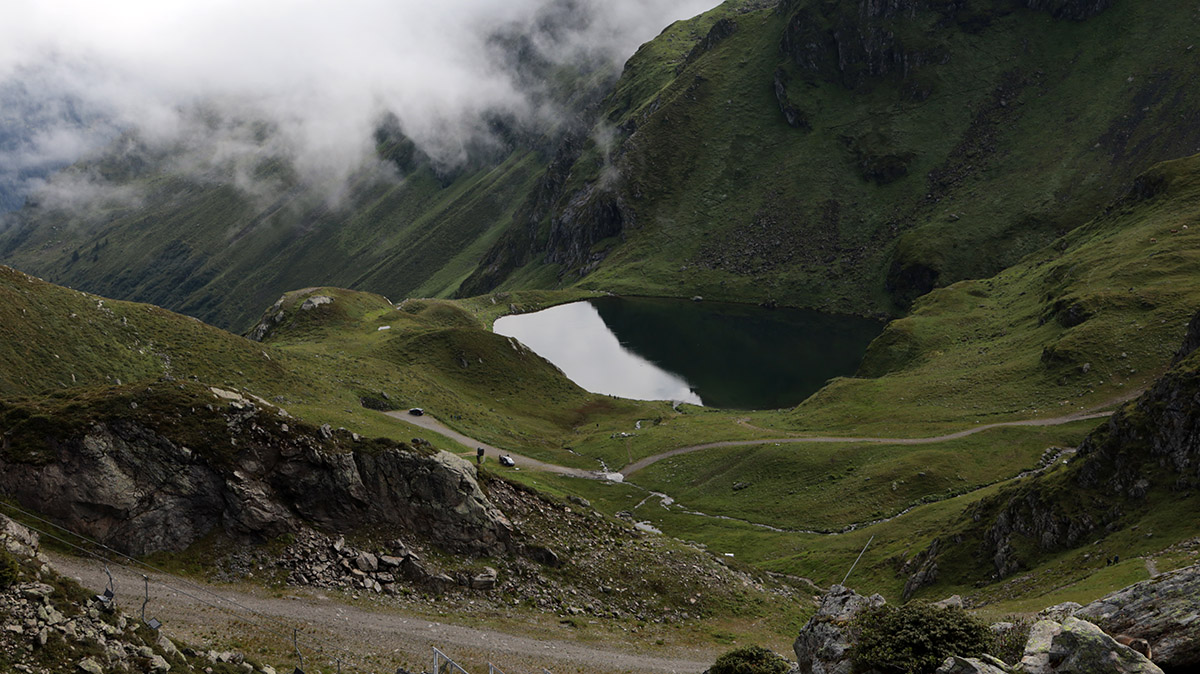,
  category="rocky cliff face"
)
[779,0,1111,93]
[0,384,512,557]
